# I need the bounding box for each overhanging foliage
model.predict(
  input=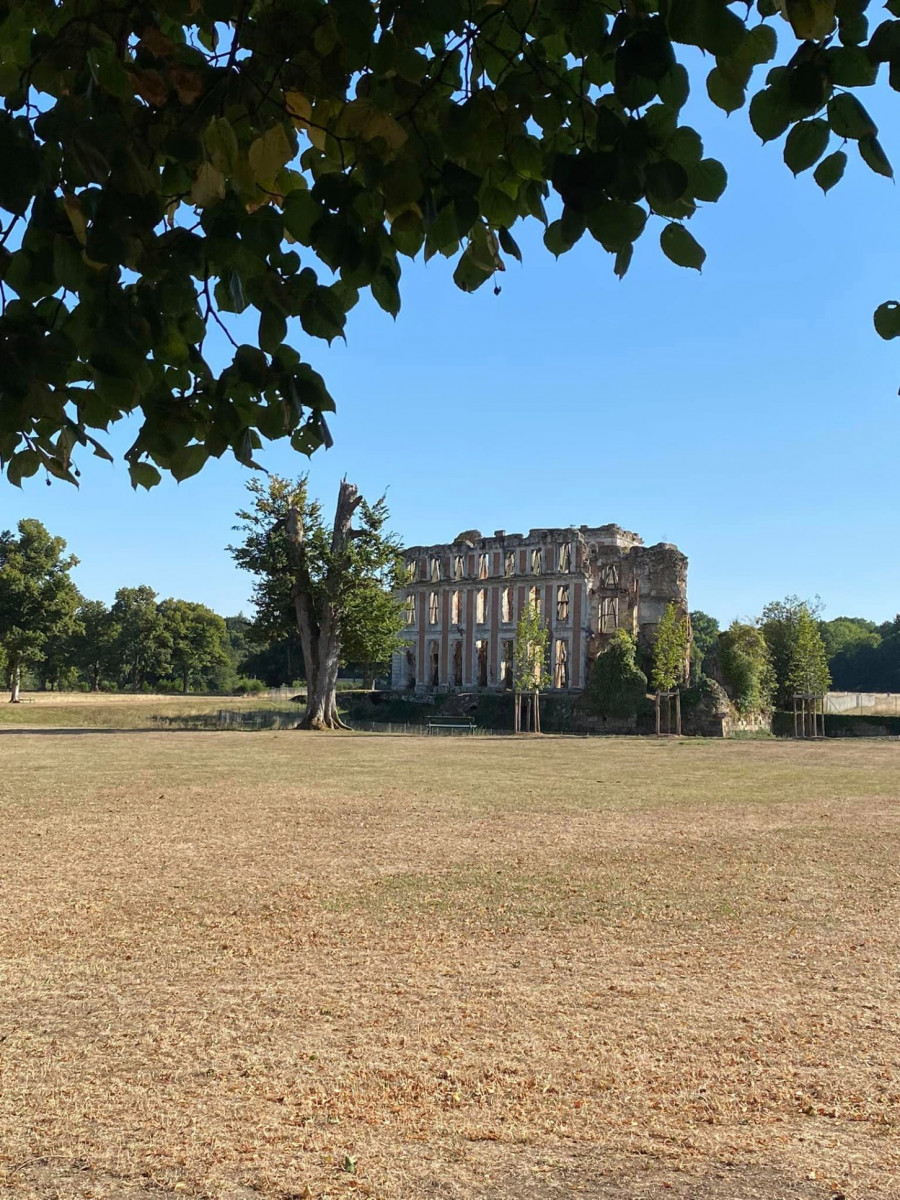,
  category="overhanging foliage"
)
[1,0,898,486]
